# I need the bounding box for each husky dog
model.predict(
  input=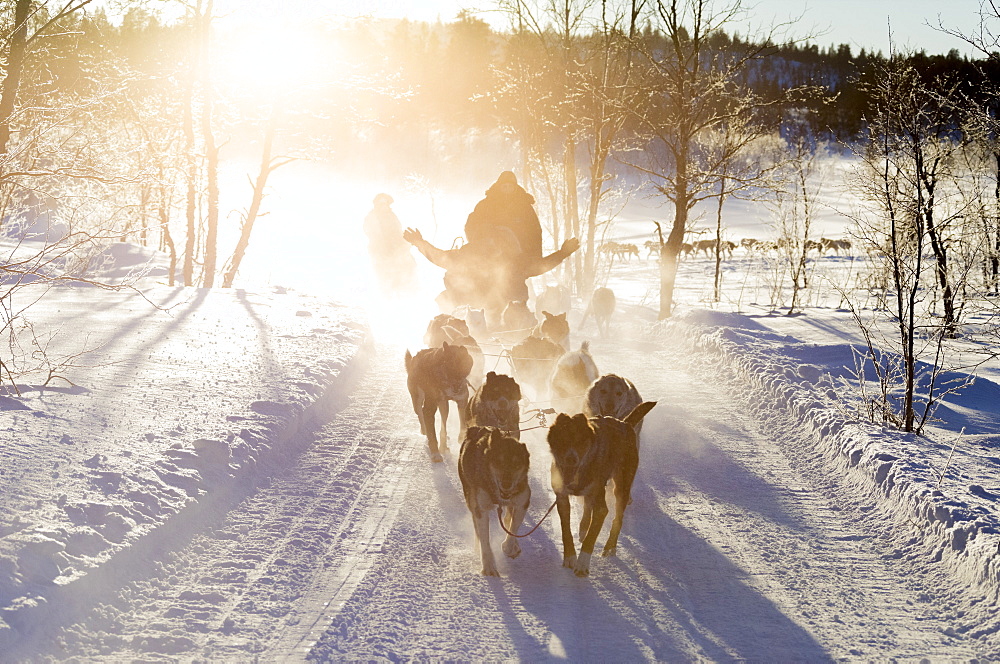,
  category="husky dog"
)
[458,426,531,576]
[589,287,616,339]
[405,342,474,462]
[501,300,537,335]
[465,307,489,340]
[535,284,571,316]
[584,374,645,443]
[534,310,570,351]
[423,314,483,387]
[424,314,471,348]
[549,341,599,414]
[467,371,522,438]
[510,334,564,400]
[547,401,657,577]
